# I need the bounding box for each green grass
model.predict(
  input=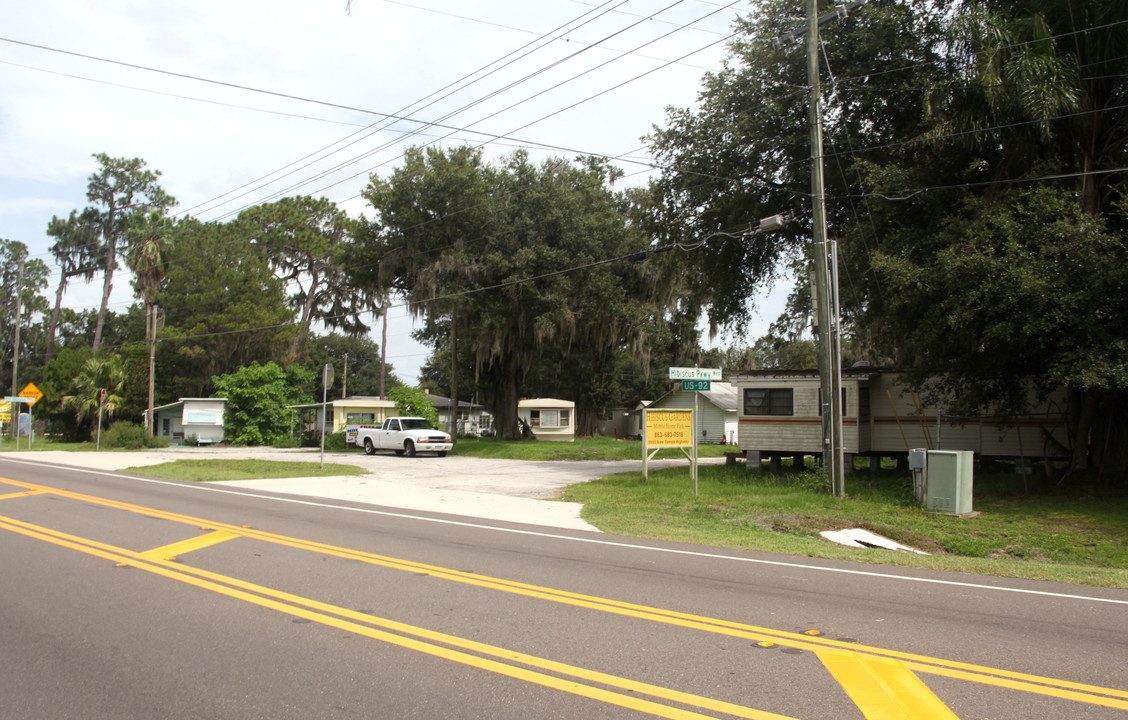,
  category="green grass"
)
[12,435,1127,589]
[121,459,367,482]
[562,464,1128,589]
[450,435,734,461]
[0,436,87,451]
